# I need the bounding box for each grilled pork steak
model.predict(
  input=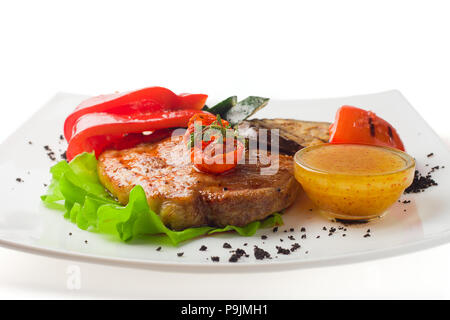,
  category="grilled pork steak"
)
[97,135,299,230]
